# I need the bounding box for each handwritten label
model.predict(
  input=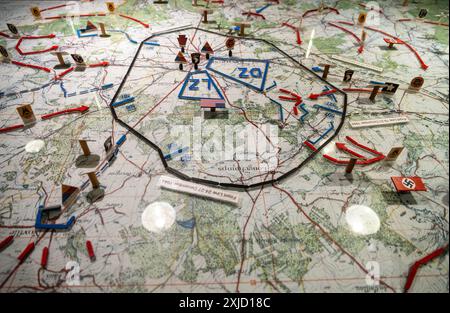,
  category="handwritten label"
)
[350,116,409,128]
[158,176,240,206]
